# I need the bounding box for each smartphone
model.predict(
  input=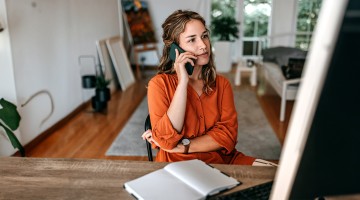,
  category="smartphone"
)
[169,43,194,75]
